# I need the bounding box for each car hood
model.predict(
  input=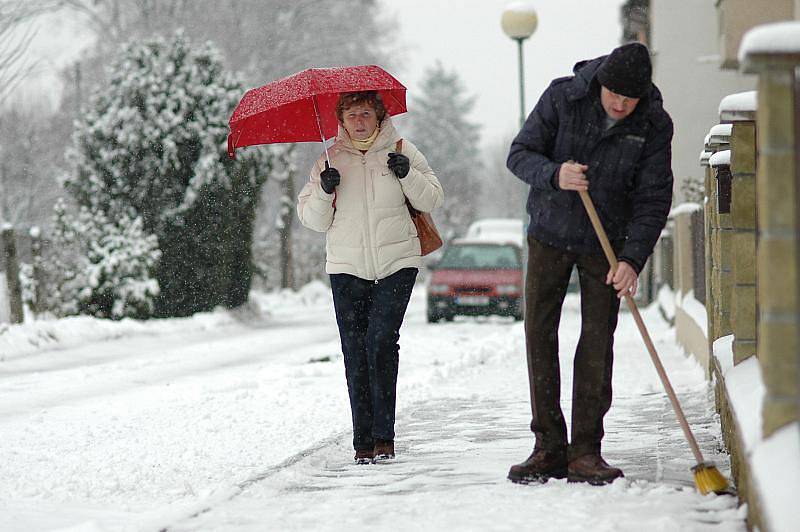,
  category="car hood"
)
[430,269,522,285]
